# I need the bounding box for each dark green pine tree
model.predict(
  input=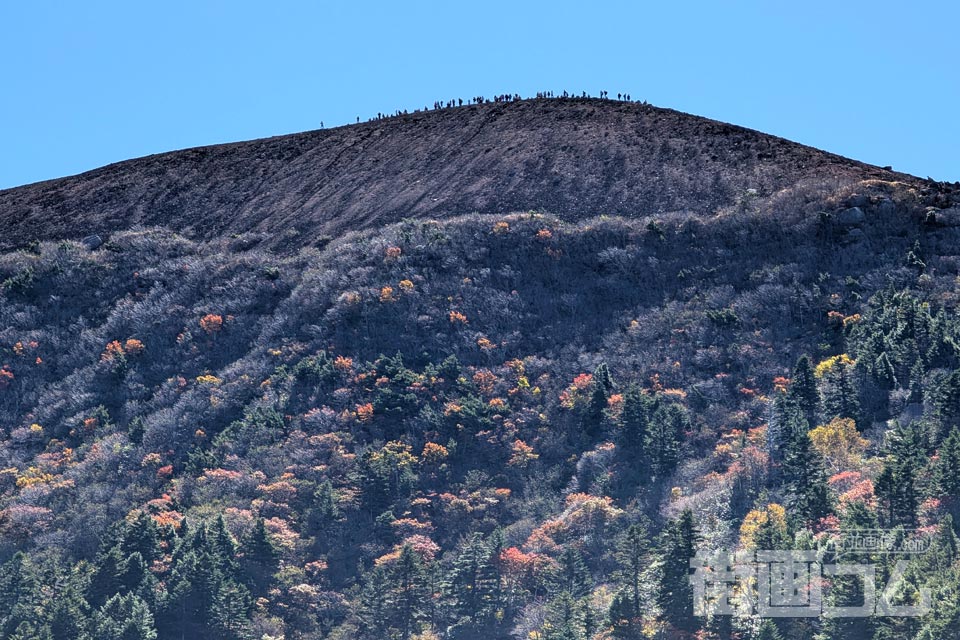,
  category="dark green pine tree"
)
[645,403,687,478]
[0,553,44,638]
[390,544,430,639]
[447,532,500,634]
[781,409,833,526]
[875,422,925,527]
[358,565,394,640]
[582,363,613,440]
[544,591,585,640]
[209,515,240,576]
[789,355,821,427]
[210,579,253,640]
[90,593,157,640]
[306,480,341,546]
[755,619,784,640]
[818,501,877,640]
[656,509,699,635]
[555,546,591,598]
[87,545,127,608]
[821,357,863,429]
[617,386,653,460]
[48,581,90,640]
[931,370,960,442]
[616,522,650,619]
[609,591,641,640]
[121,511,161,565]
[935,426,960,498]
[240,518,279,596]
